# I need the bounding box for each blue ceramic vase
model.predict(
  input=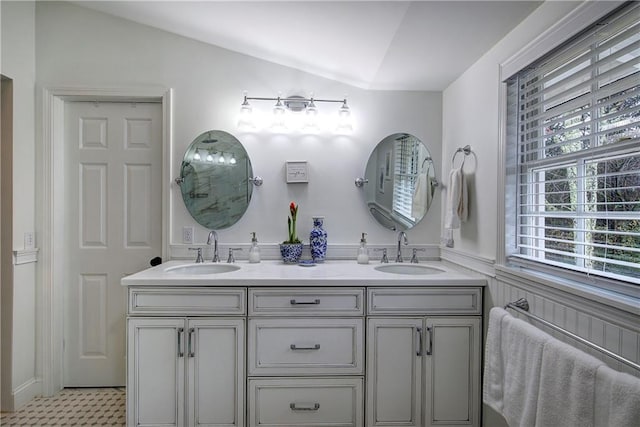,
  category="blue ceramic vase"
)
[309,217,328,262]
[279,243,304,263]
